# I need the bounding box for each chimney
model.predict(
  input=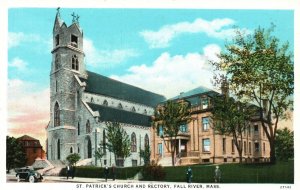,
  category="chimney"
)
[262,99,268,115]
[221,78,229,97]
